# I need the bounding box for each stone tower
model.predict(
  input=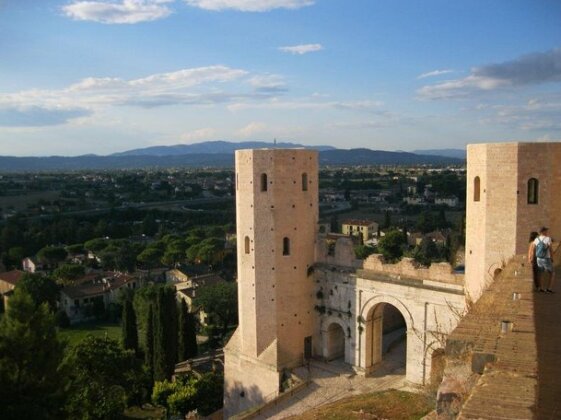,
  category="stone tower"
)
[224,149,318,417]
[465,142,561,302]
